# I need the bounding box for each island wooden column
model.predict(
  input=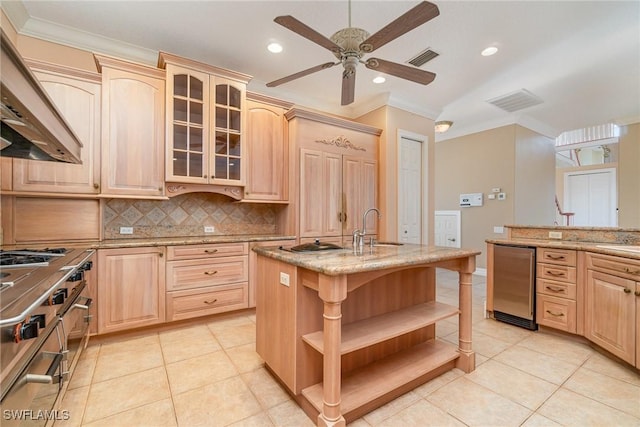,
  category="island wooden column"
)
[456,256,476,372]
[317,274,347,427]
